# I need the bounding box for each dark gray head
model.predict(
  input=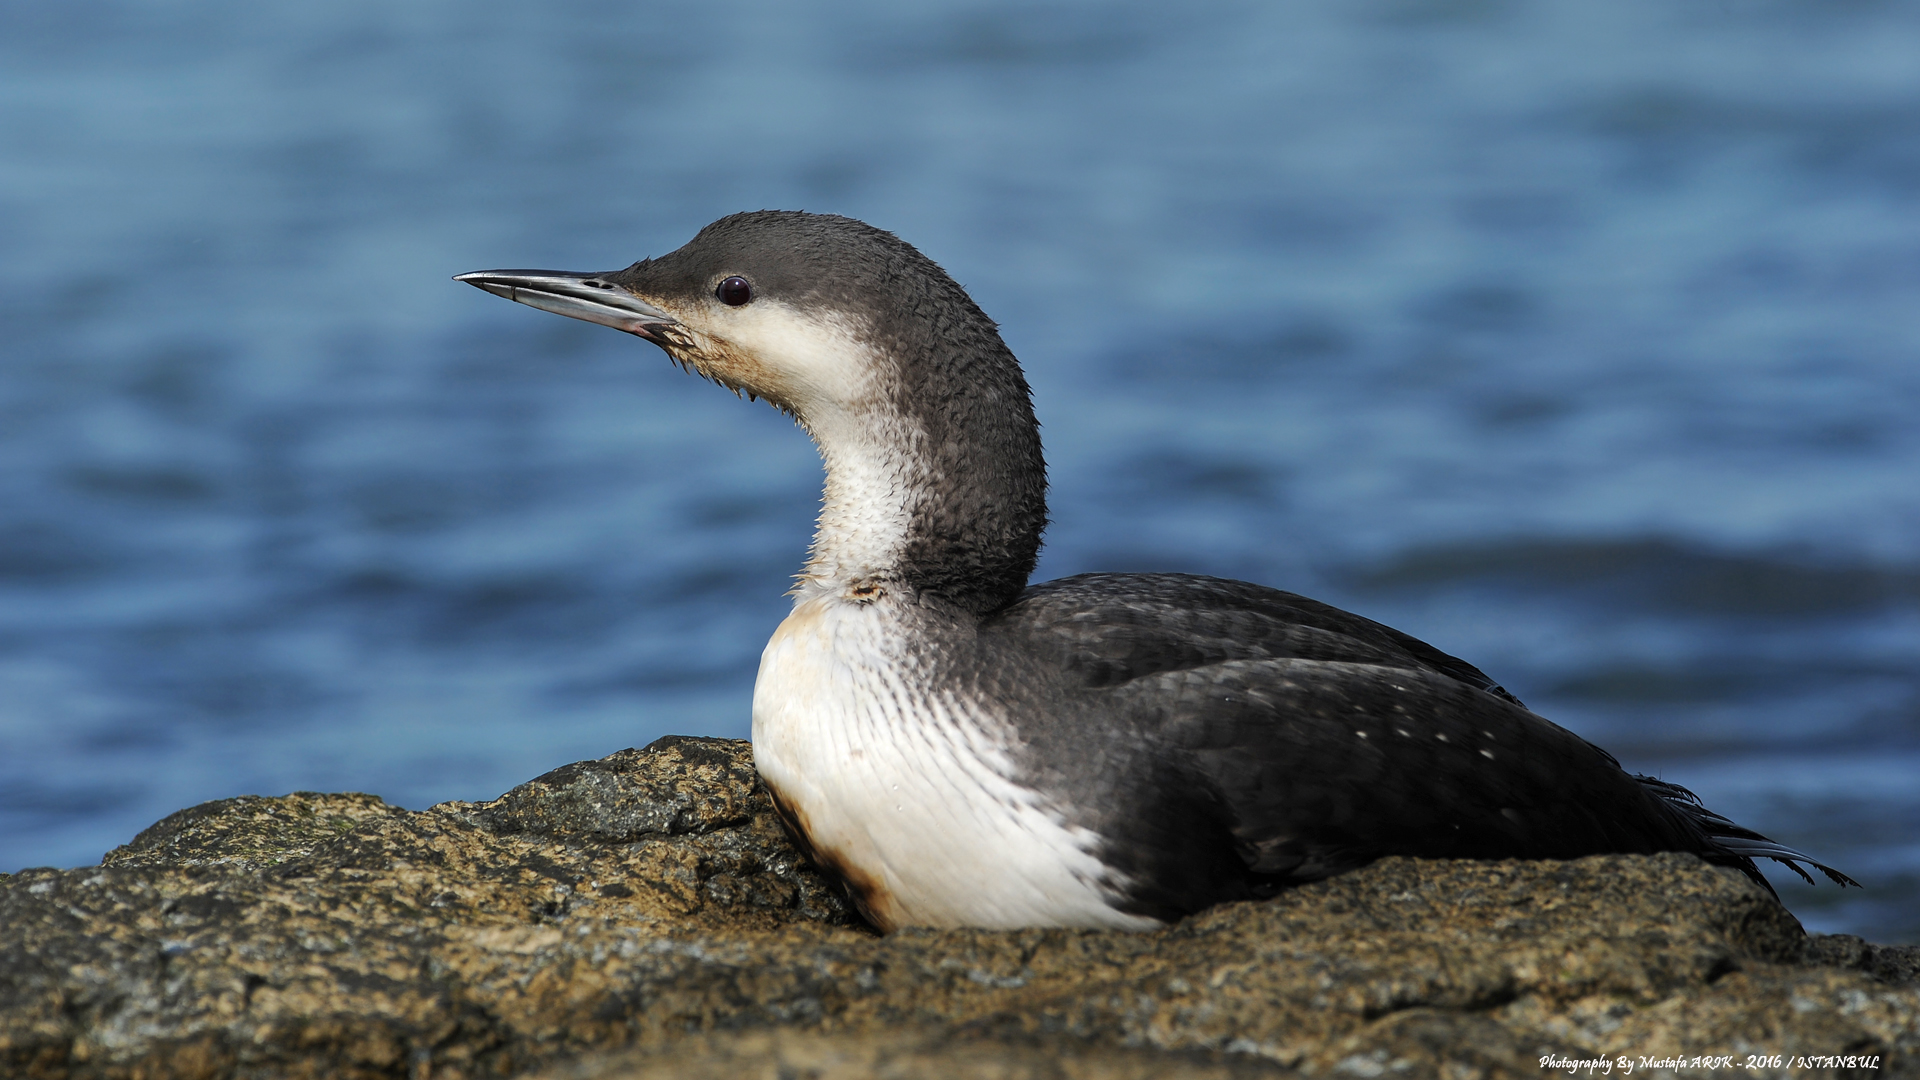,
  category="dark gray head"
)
[459,211,1047,615]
